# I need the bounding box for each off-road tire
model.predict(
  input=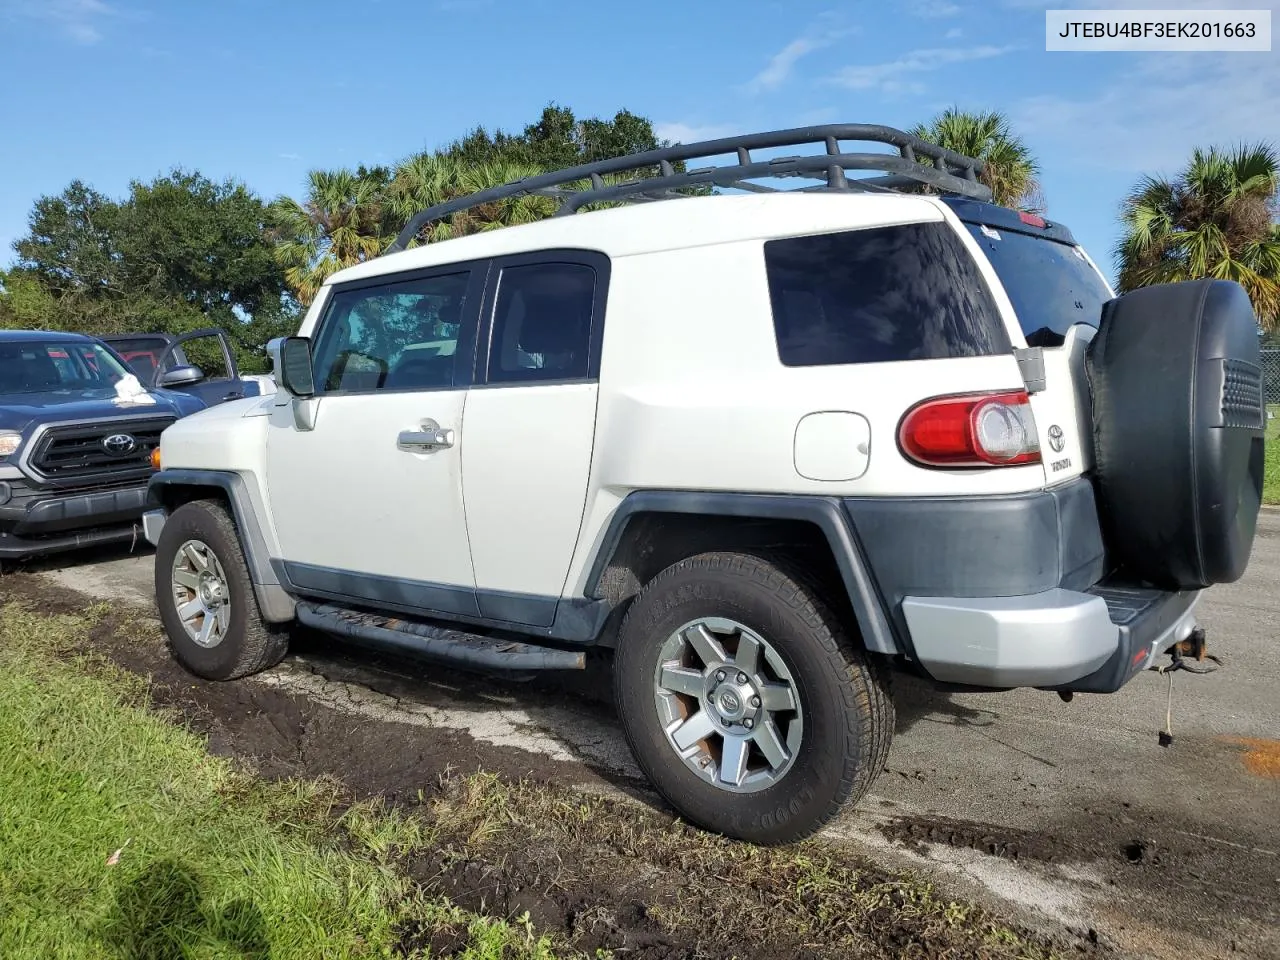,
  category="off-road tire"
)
[613,551,894,845]
[1089,278,1265,588]
[154,498,288,681]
